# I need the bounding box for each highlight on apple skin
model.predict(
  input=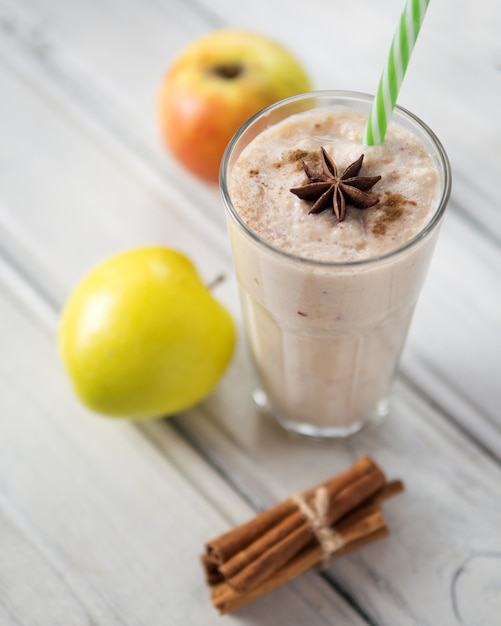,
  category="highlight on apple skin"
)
[158,29,312,183]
